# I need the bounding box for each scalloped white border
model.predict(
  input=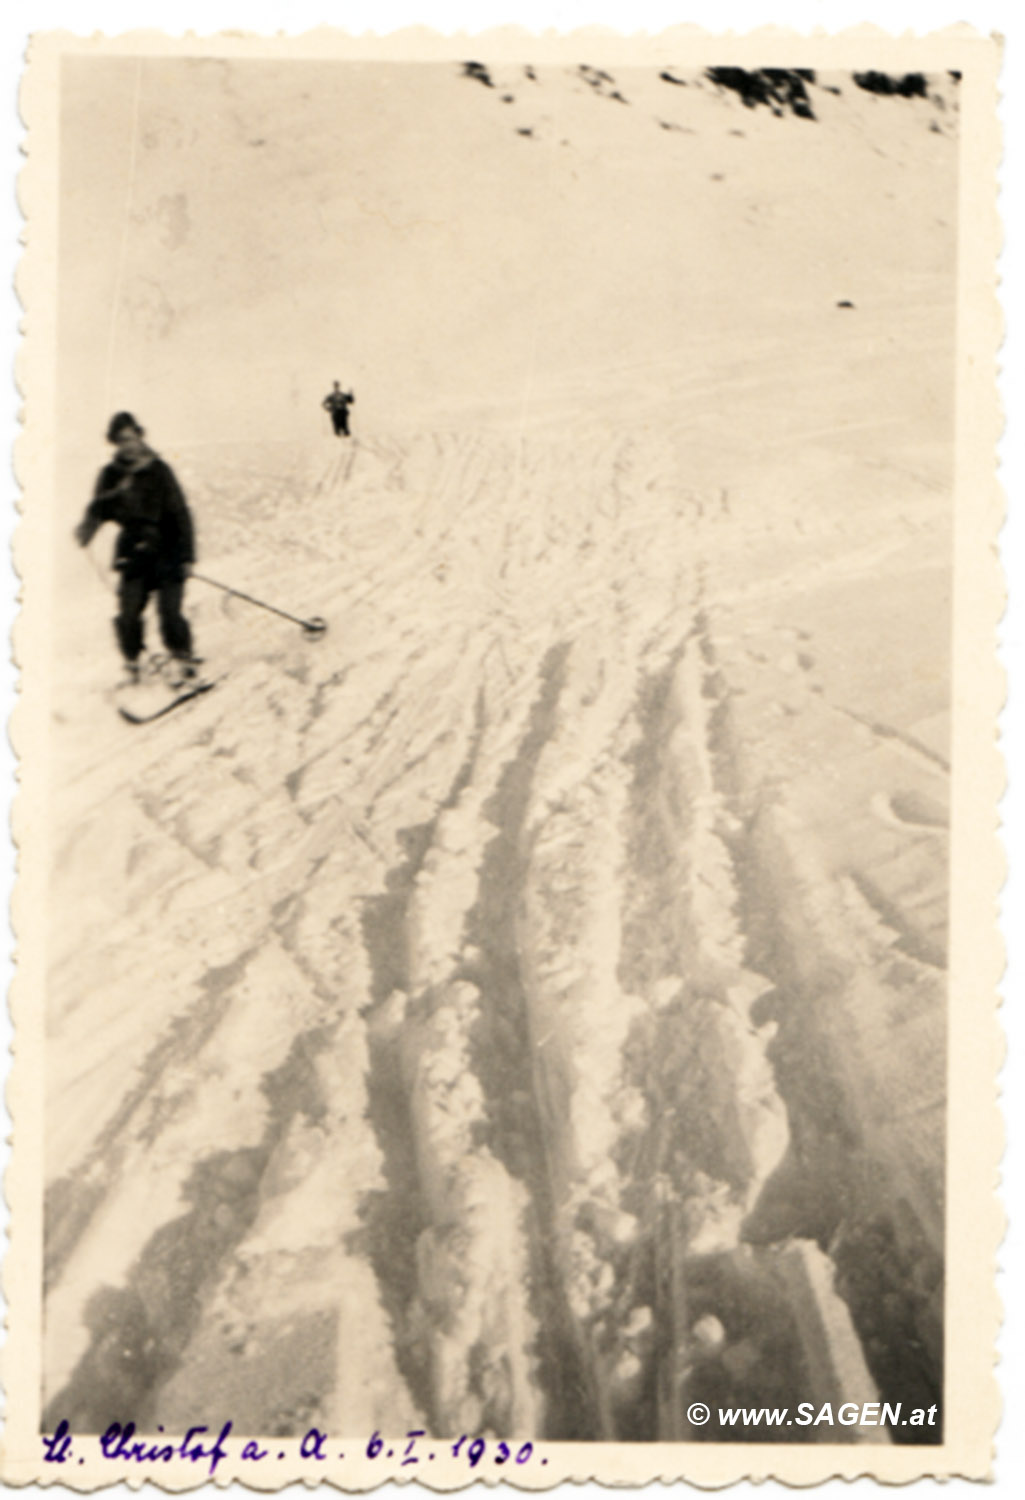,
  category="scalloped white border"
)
[2,13,1007,1491]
